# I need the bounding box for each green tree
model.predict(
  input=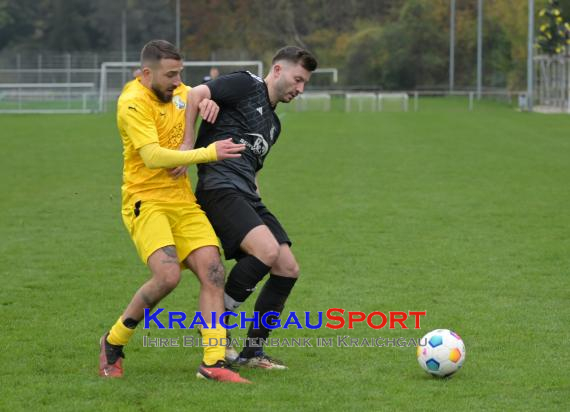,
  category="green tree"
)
[536,0,570,55]
[0,0,42,50]
[40,0,100,51]
[344,25,384,87]
[344,0,447,89]
[486,0,530,89]
[0,0,552,92]
[90,0,176,53]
